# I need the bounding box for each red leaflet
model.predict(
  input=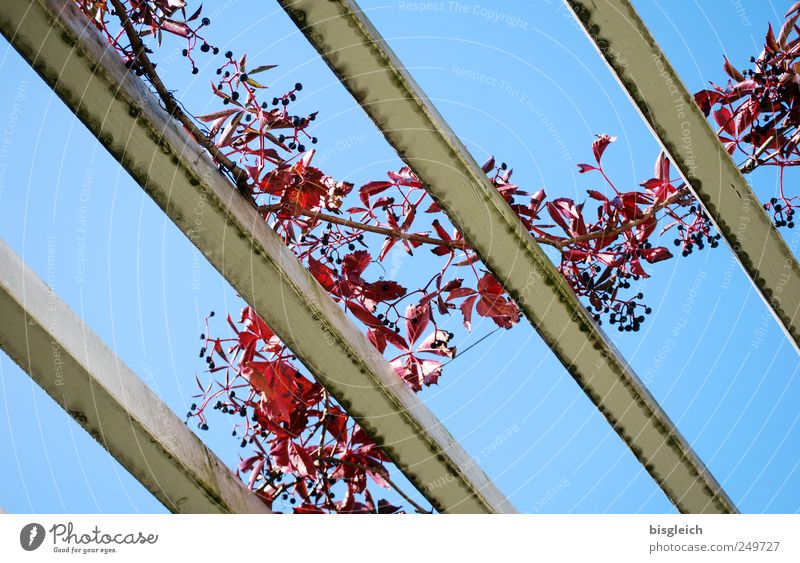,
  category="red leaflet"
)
[359,180,393,207]
[475,273,520,329]
[723,56,744,82]
[713,108,735,137]
[405,303,431,345]
[460,295,478,331]
[694,89,723,116]
[592,134,617,164]
[641,246,672,264]
[288,442,317,478]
